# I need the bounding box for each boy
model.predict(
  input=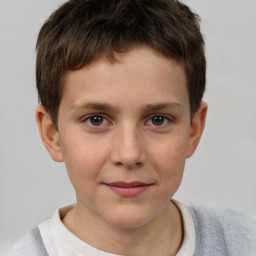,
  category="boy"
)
[13,0,256,255]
